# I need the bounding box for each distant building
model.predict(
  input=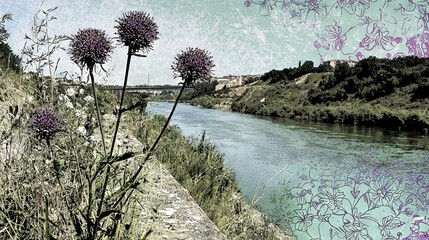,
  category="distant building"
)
[213,75,259,91]
[323,59,357,68]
